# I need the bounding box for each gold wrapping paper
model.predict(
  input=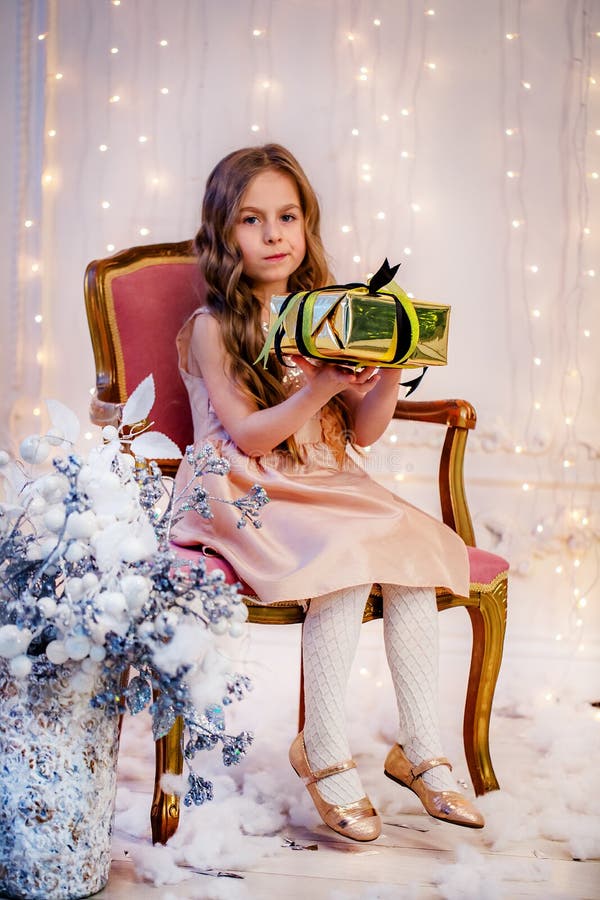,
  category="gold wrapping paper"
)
[267,290,450,369]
